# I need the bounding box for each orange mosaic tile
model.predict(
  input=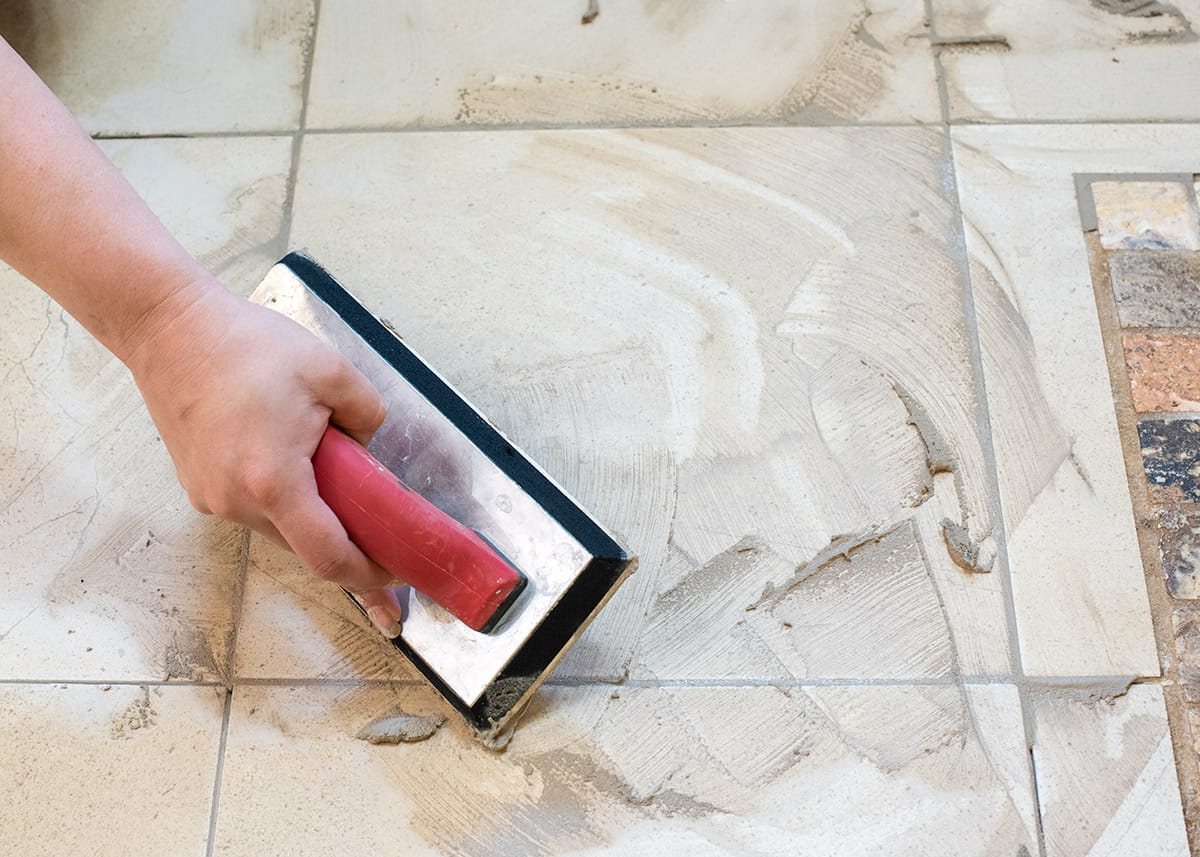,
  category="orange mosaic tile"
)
[1123,332,1200,413]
